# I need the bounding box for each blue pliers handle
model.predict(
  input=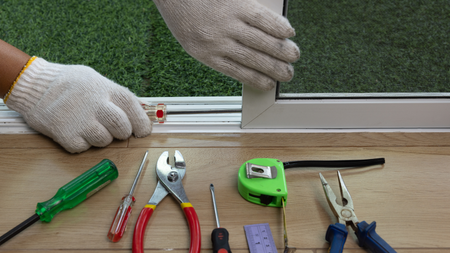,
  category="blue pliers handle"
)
[320,172,397,253]
[326,221,396,253]
[326,223,347,253]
